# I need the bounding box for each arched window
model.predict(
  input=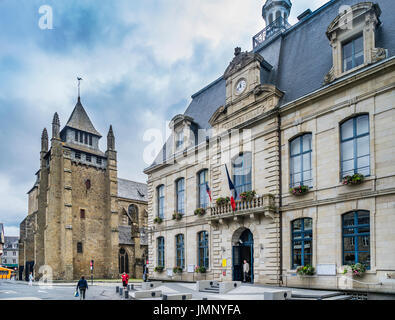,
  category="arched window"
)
[276,10,281,20]
[157,185,165,219]
[157,237,165,267]
[232,152,252,199]
[291,218,312,269]
[340,114,370,178]
[268,13,273,24]
[198,170,209,209]
[342,211,370,268]
[176,179,185,214]
[198,231,209,269]
[290,134,312,188]
[176,234,185,269]
[119,248,129,274]
[128,204,138,224]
